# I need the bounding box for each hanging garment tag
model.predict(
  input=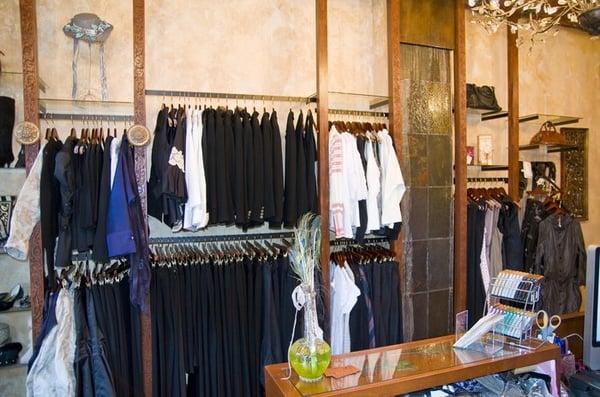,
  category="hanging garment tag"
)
[324,365,360,379]
[522,161,533,179]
